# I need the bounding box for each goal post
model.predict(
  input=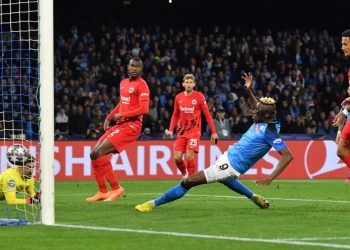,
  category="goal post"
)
[39,0,54,225]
